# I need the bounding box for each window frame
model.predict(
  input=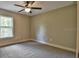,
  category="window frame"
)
[0,15,14,39]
